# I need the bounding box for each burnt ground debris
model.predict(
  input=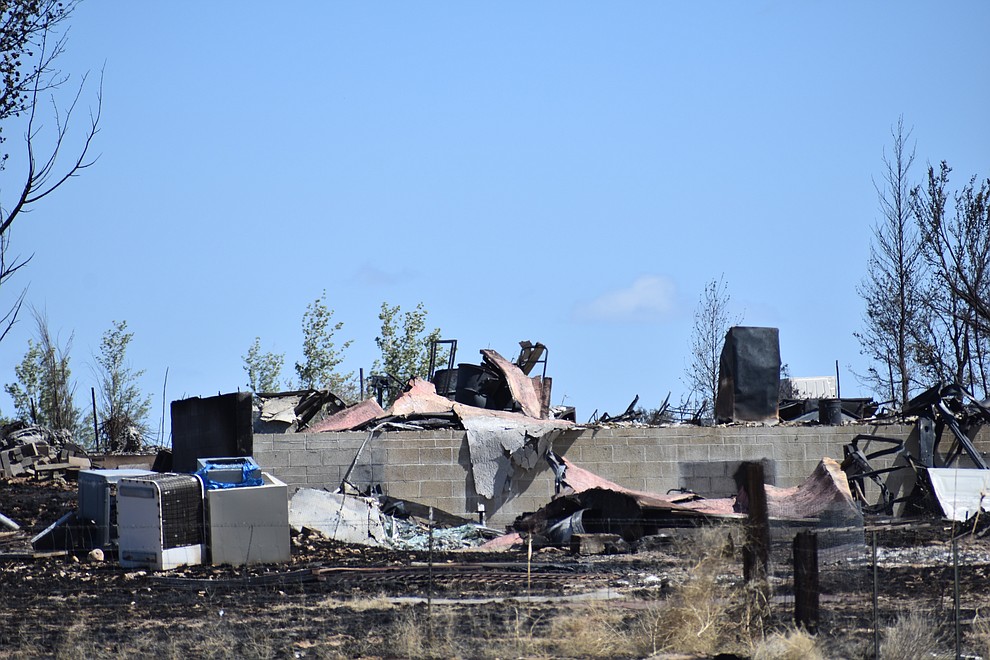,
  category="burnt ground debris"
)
[5,478,990,658]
